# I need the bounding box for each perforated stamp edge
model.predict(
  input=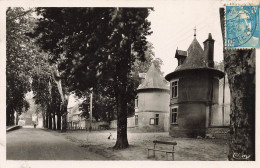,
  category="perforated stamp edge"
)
[223,1,260,50]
